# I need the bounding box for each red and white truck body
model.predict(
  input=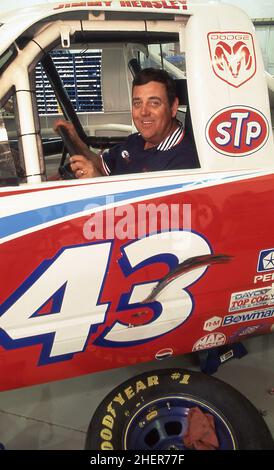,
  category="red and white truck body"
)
[0,0,274,391]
